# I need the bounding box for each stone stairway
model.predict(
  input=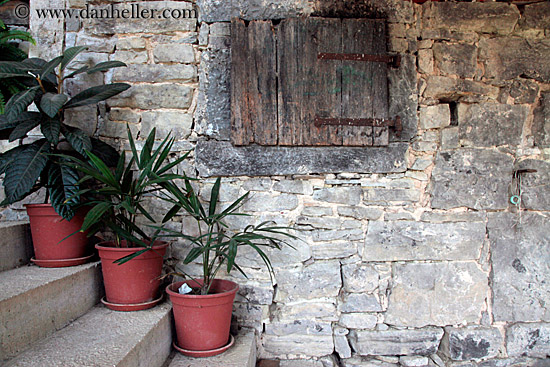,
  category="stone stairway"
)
[0,222,256,367]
